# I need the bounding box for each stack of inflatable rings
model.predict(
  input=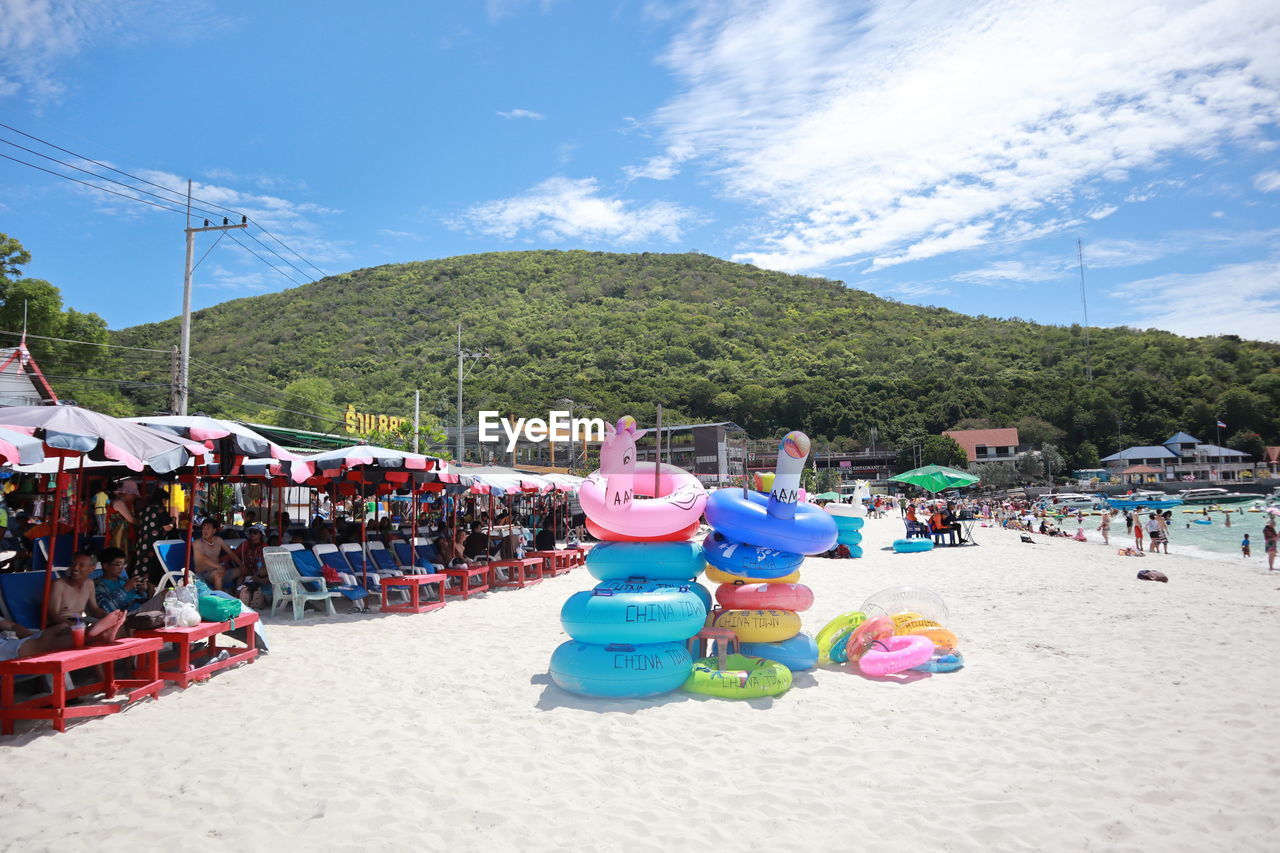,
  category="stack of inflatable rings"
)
[824,504,865,558]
